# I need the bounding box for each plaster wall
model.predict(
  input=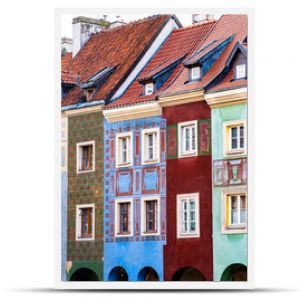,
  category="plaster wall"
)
[211,103,247,281]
